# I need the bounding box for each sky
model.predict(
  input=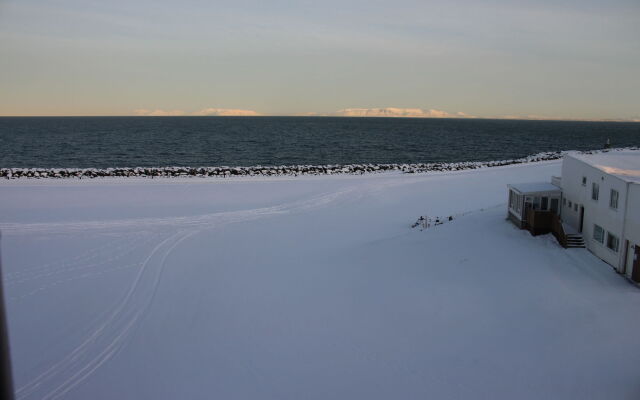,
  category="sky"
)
[0,0,639,120]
